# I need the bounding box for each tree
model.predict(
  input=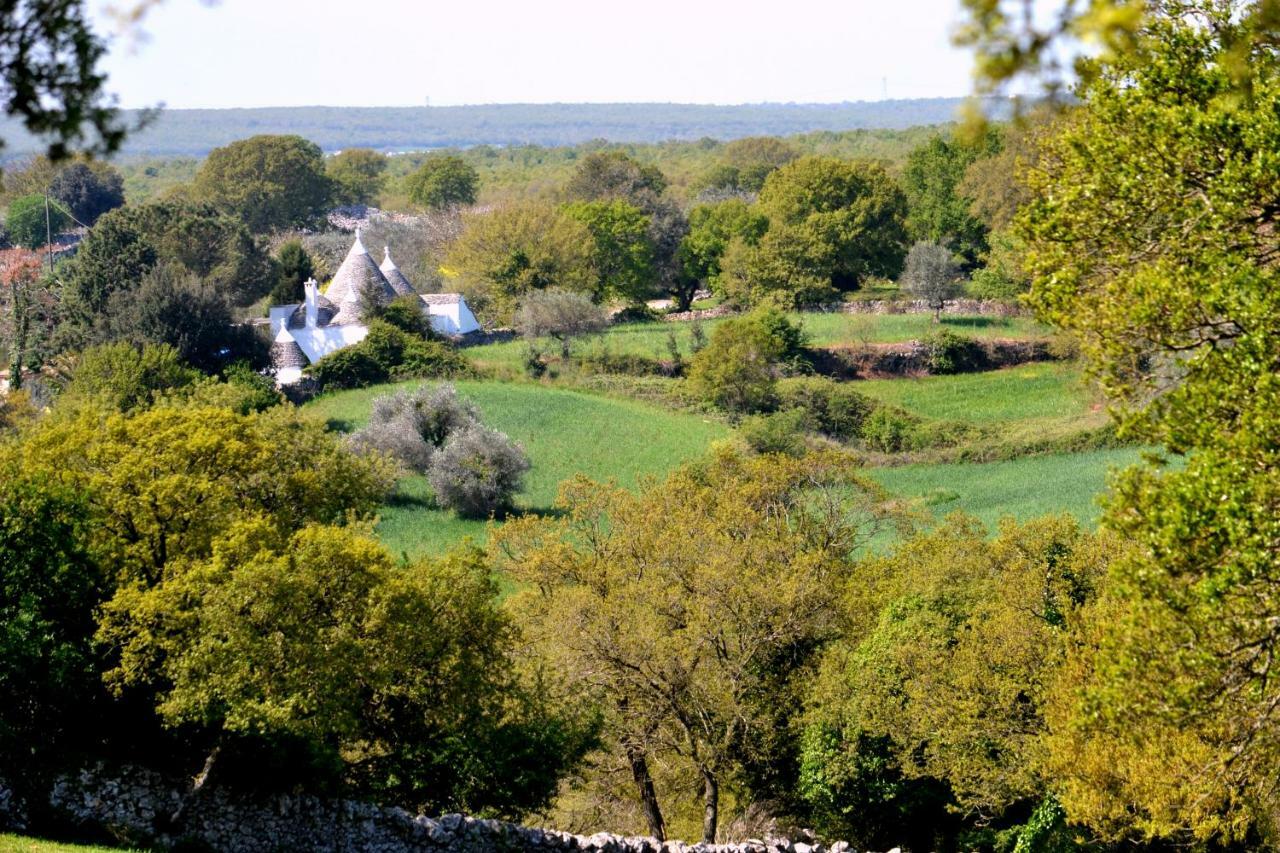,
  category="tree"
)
[700,137,799,194]
[803,515,1114,847]
[327,148,387,206]
[678,199,769,305]
[192,135,333,232]
[445,203,596,323]
[97,520,589,818]
[101,262,250,373]
[48,160,125,224]
[405,155,479,210]
[65,200,274,328]
[562,199,655,304]
[496,448,903,843]
[349,384,481,474]
[428,423,530,518]
[685,308,807,415]
[269,240,315,306]
[901,134,995,268]
[1009,1,1280,842]
[0,1,131,161]
[900,241,961,320]
[749,157,909,304]
[564,151,667,203]
[7,193,69,248]
[61,341,200,413]
[0,466,107,781]
[513,288,609,358]
[0,249,55,387]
